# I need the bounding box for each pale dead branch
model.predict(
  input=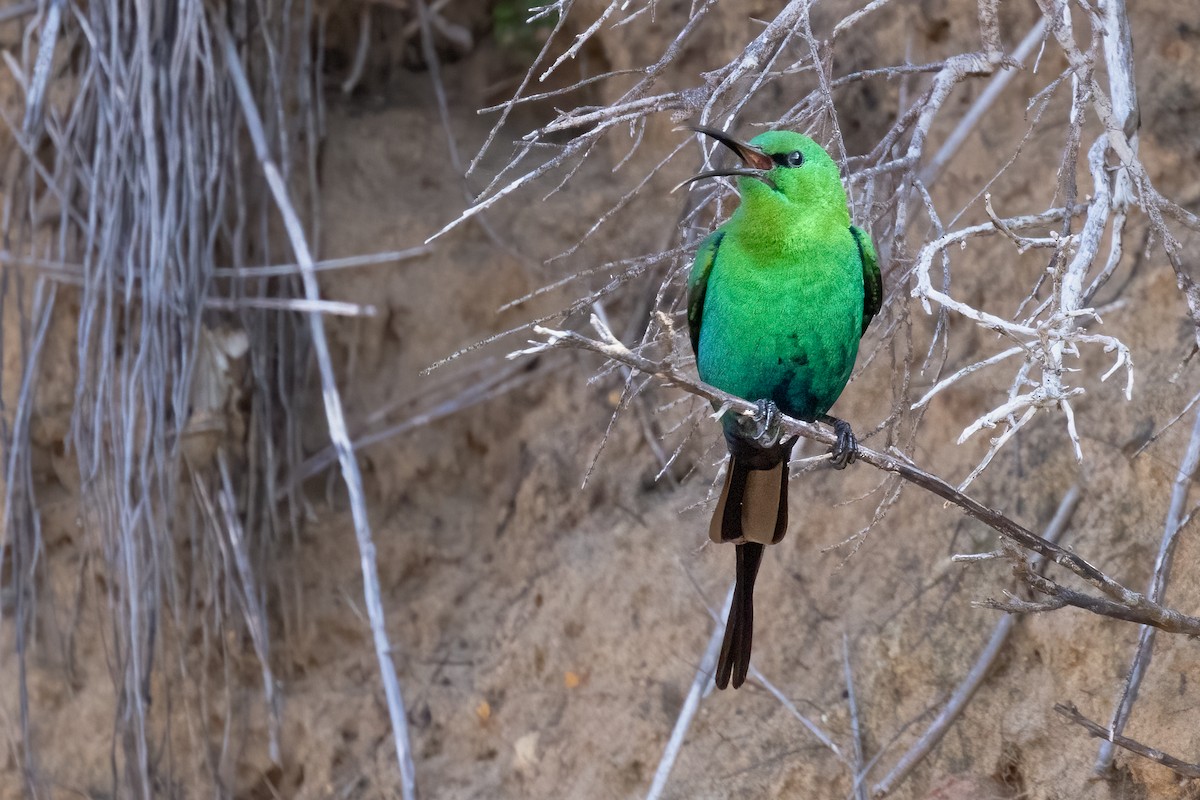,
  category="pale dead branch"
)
[646,585,735,800]
[219,22,418,800]
[1093,406,1200,774]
